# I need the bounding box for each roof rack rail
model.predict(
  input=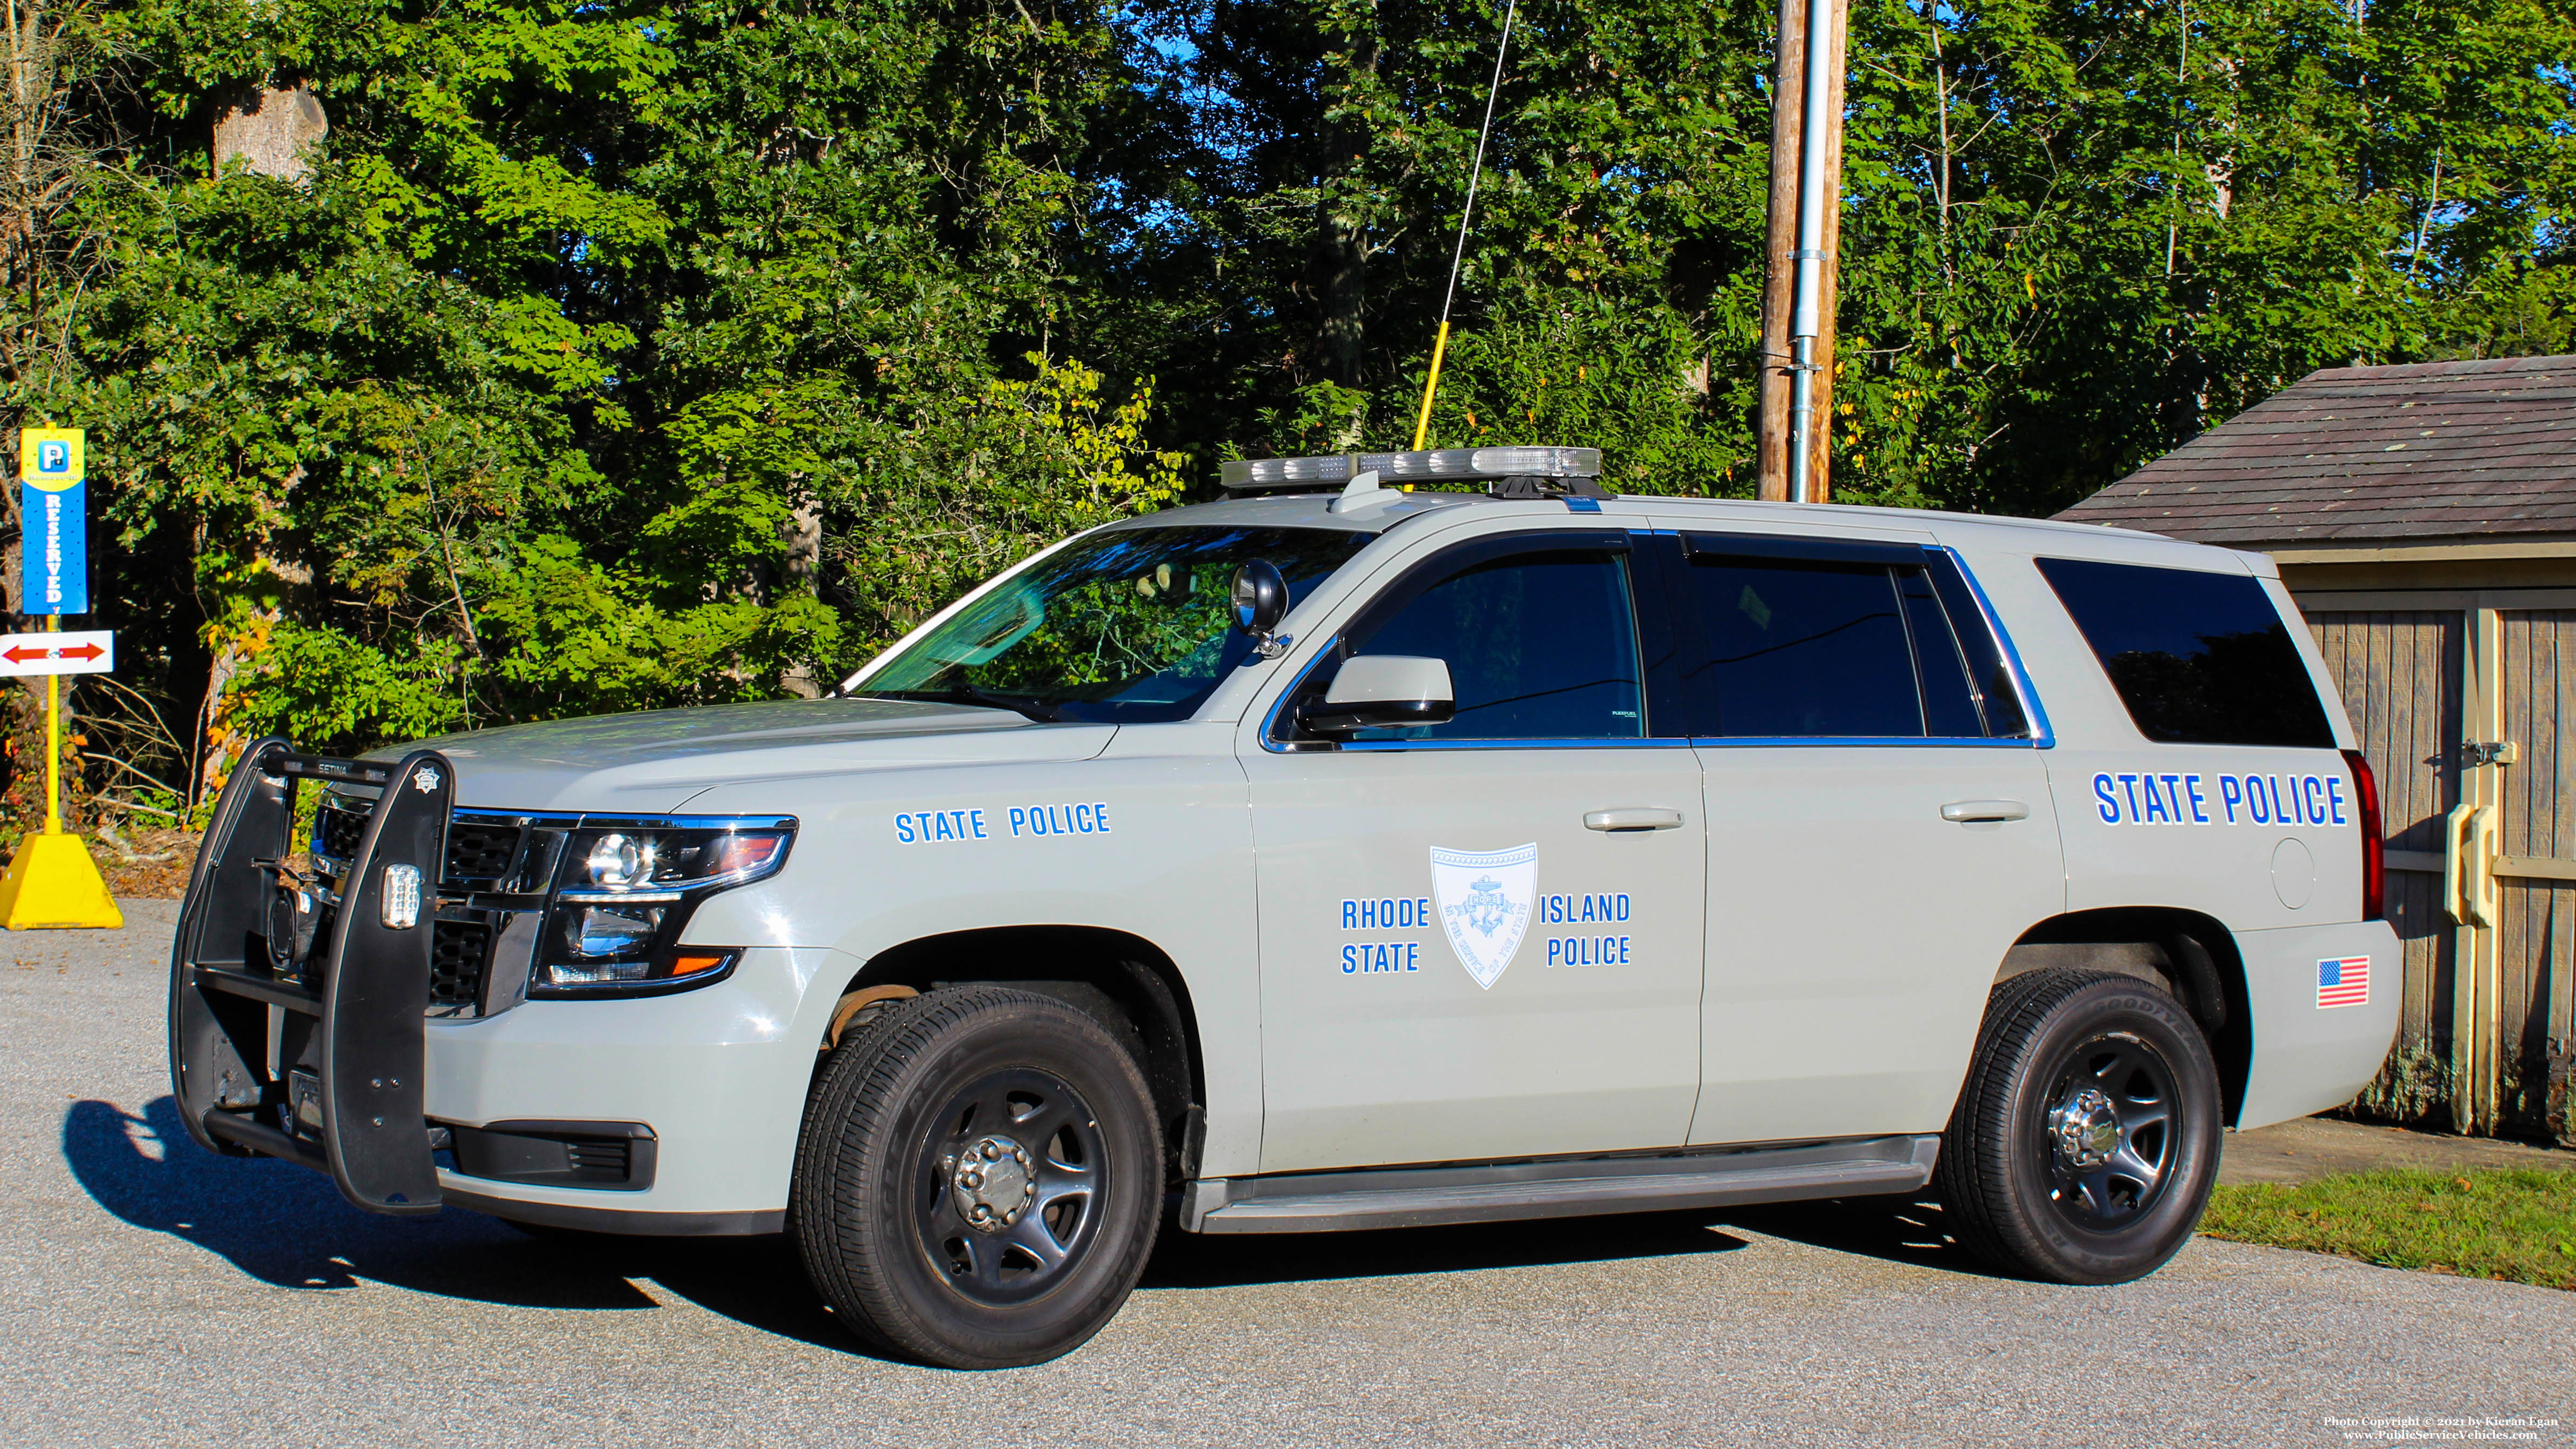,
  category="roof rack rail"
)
[1219,445,1604,496]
